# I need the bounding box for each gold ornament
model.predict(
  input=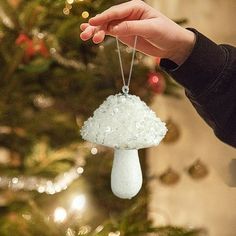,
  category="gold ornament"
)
[159,167,180,185]
[188,159,208,179]
[163,118,180,143]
